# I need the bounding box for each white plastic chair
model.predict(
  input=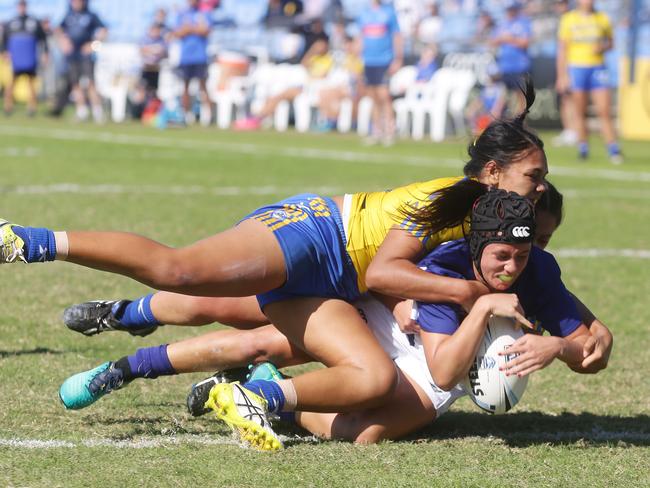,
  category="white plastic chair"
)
[93,43,141,122]
[447,69,477,137]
